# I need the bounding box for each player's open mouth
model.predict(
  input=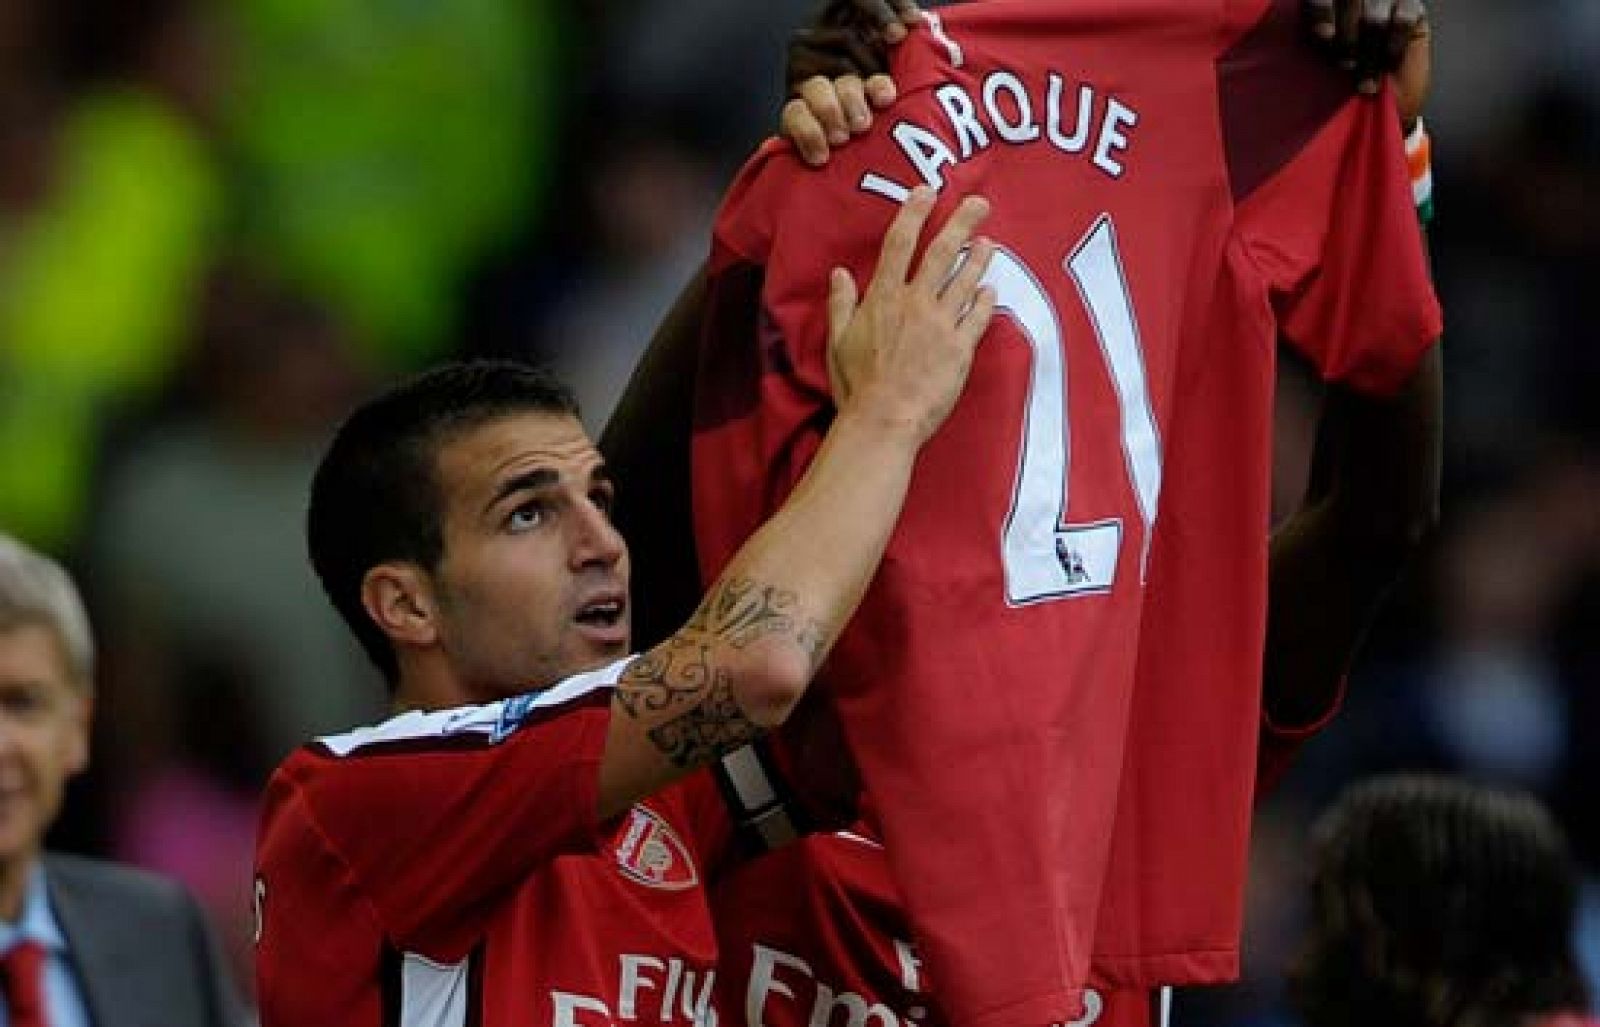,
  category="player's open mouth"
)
[576,600,623,626]
[574,595,629,644]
